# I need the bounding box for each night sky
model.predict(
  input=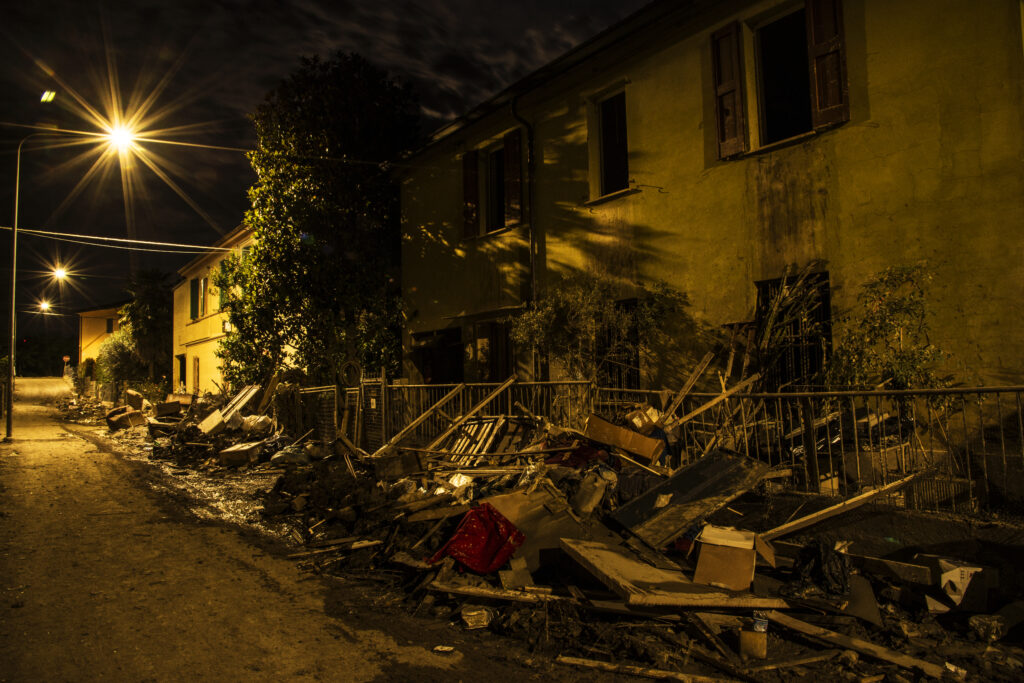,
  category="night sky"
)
[0,0,649,365]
